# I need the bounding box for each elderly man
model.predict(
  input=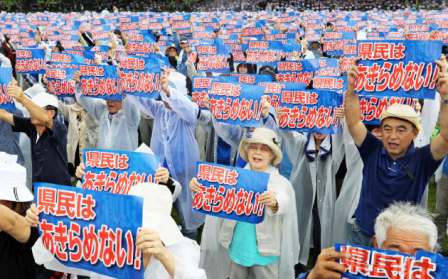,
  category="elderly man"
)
[343,56,448,247]
[299,202,437,279]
